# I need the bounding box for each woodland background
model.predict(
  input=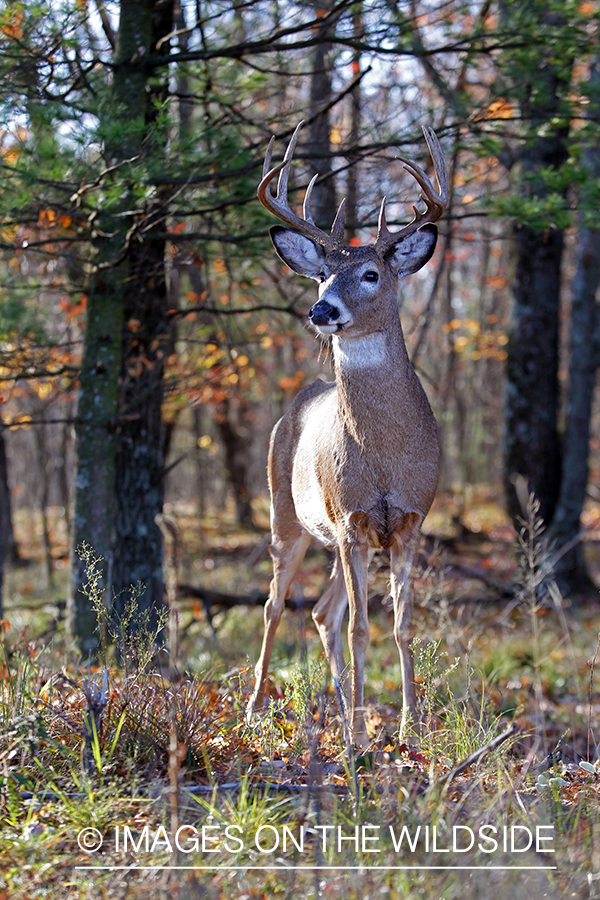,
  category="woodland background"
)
[1,0,600,651]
